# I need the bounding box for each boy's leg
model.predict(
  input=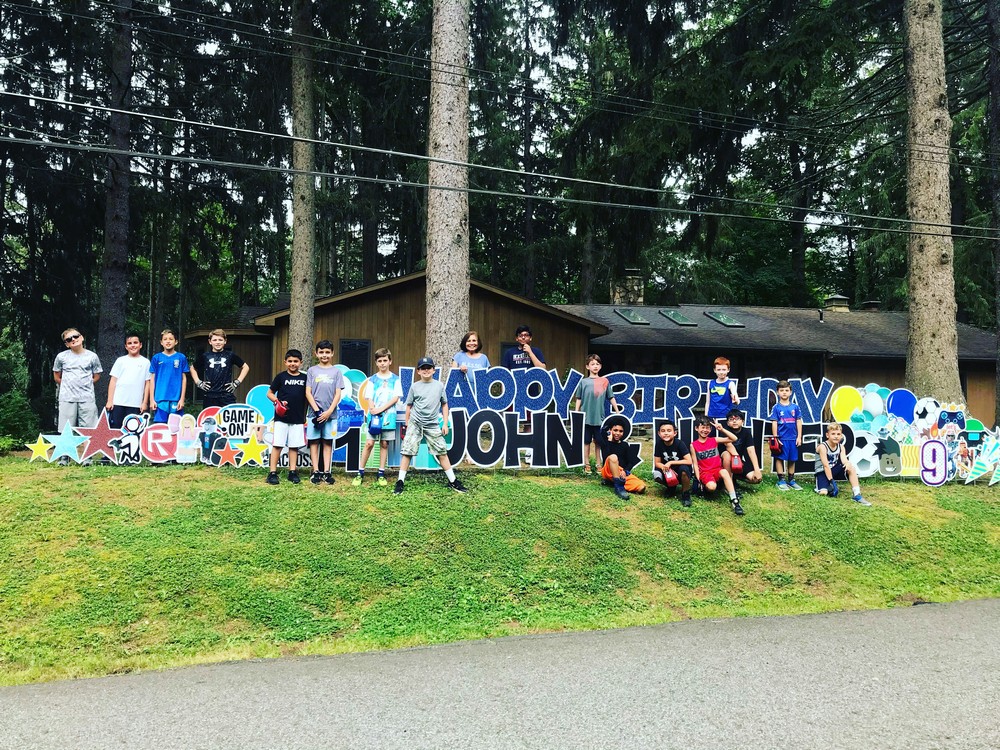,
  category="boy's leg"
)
[355,439,375,485]
[288,448,297,472]
[309,440,321,474]
[322,440,333,473]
